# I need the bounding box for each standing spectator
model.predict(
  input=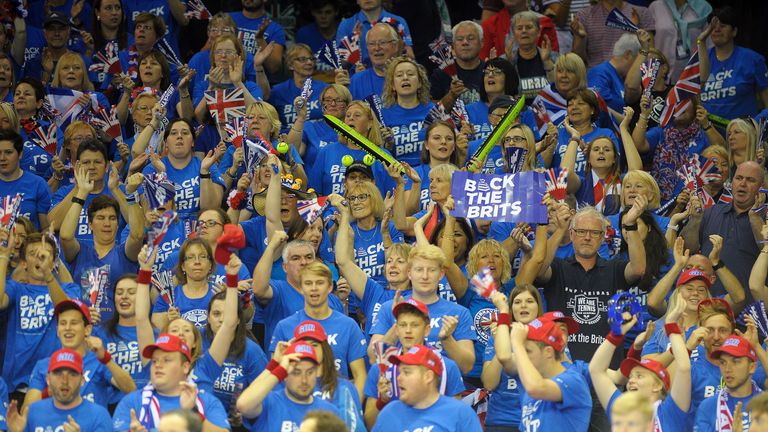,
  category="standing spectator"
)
[429,21,485,109]
[230,0,286,75]
[480,1,559,61]
[680,161,766,300]
[336,0,413,65]
[508,11,557,102]
[587,33,641,114]
[122,0,188,59]
[699,7,768,120]
[296,0,341,55]
[648,0,711,81]
[347,23,404,100]
[572,0,655,68]
[22,12,87,84]
[91,0,128,91]
[269,44,327,133]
